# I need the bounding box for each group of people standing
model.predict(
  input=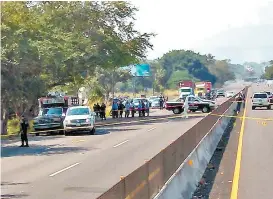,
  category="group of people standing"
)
[112,100,150,118]
[93,103,107,120]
